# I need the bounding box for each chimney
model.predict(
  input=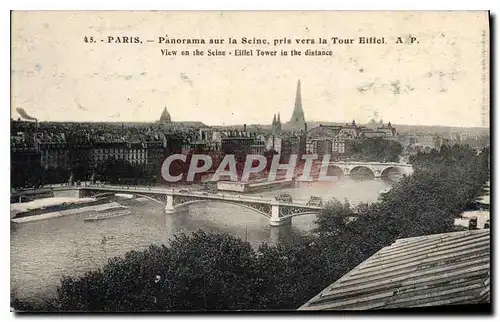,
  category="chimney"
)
[243,124,247,132]
[469,217,478,230]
